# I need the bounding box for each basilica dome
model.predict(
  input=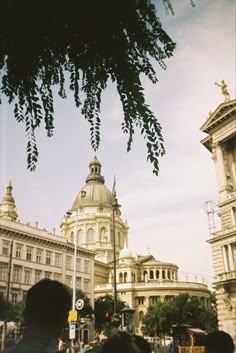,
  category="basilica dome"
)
[71,155,113,209]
